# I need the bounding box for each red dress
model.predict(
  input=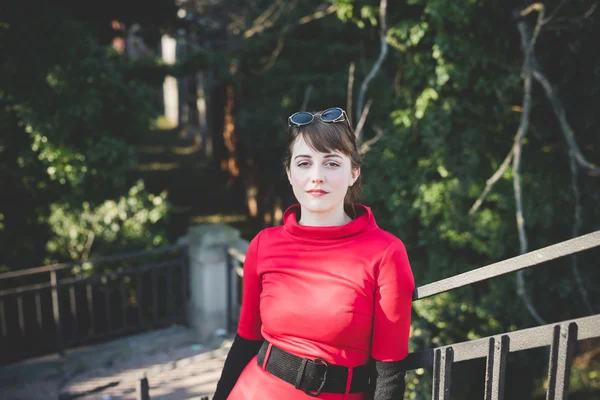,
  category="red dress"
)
[228,204,415,399]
